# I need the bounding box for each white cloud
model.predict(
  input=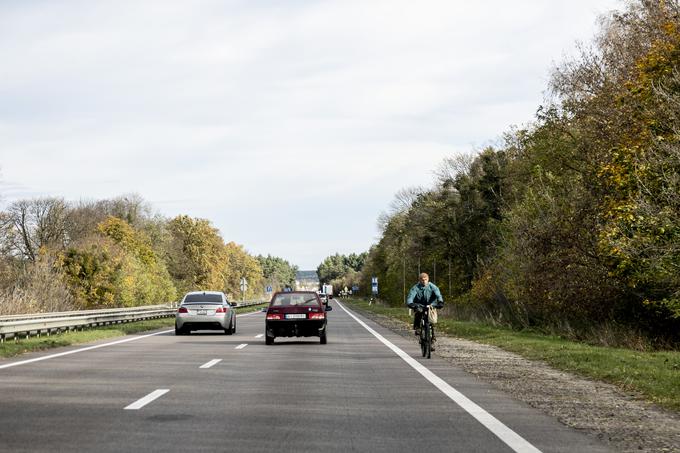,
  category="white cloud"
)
[0,0,620,268]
